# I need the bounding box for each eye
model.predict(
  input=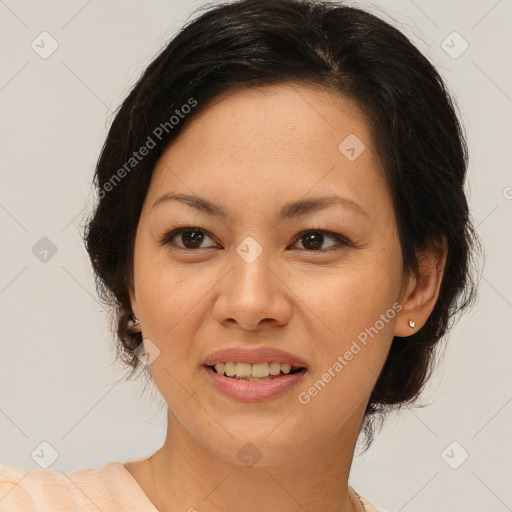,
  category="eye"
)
[160,227,218,250]
[160,227,349,252]
[290,230,348,252]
